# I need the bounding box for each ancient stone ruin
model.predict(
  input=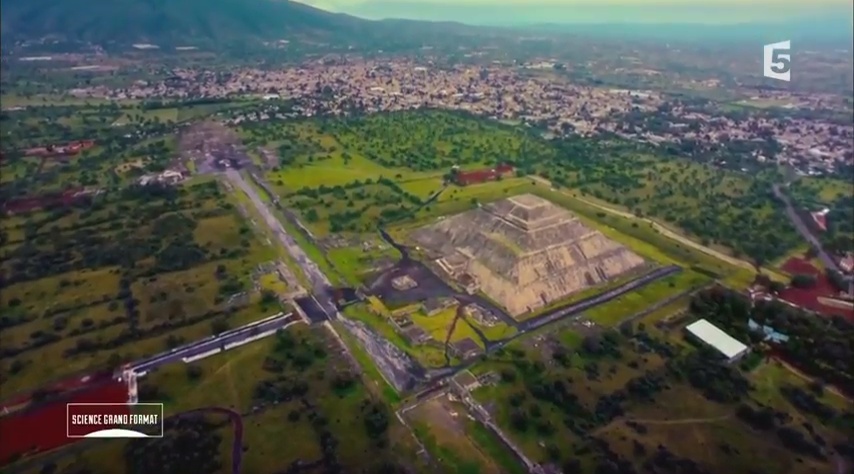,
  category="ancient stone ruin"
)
[410,194,645,317]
